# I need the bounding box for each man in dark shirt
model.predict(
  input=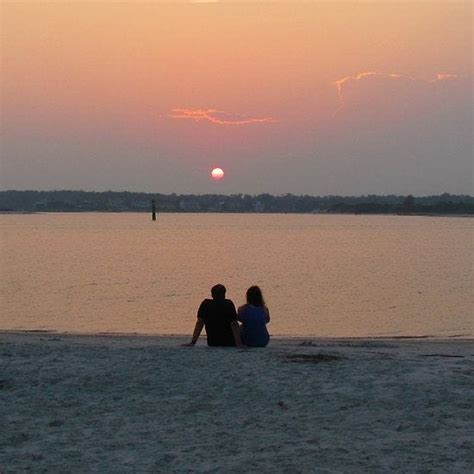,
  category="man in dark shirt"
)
[186,284,244,347]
